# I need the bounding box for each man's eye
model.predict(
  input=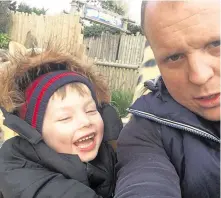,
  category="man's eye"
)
[208,40,220,48]
[166,54,183,62]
